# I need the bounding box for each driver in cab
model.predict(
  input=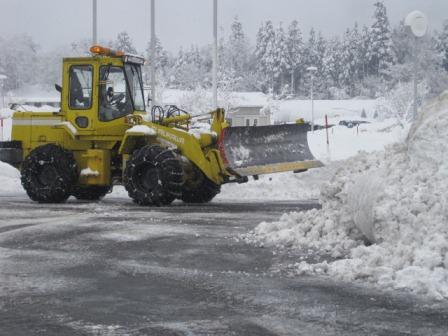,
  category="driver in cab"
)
[100,83,126,121]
